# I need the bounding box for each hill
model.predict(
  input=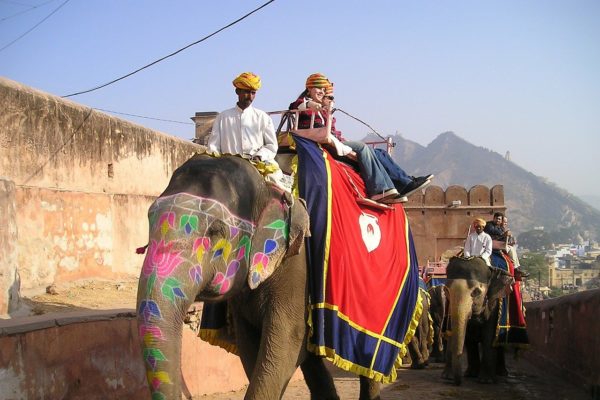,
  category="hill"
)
[365,131,600,241]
